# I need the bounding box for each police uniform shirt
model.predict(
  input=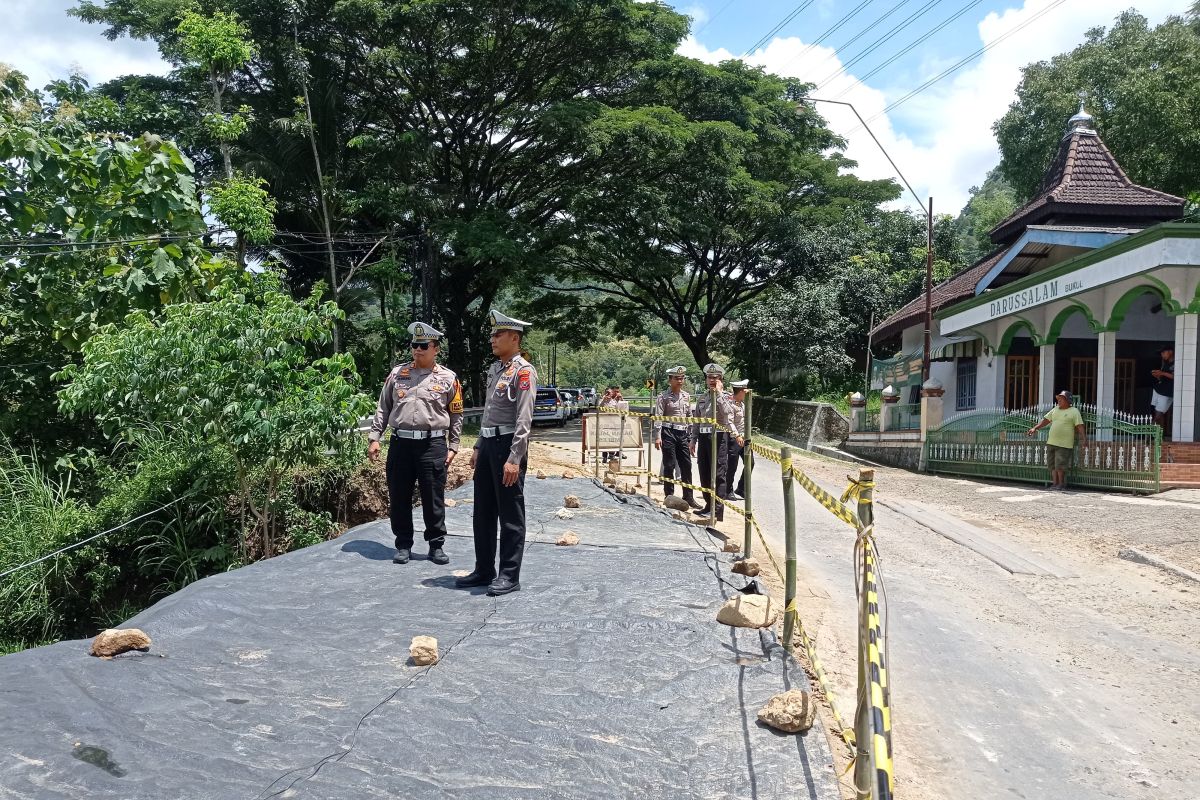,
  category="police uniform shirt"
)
[731,396,746,438]
[369,363,464,450]
[653,389,692,438]
[479,354,537,465]
[693,391,737,436]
